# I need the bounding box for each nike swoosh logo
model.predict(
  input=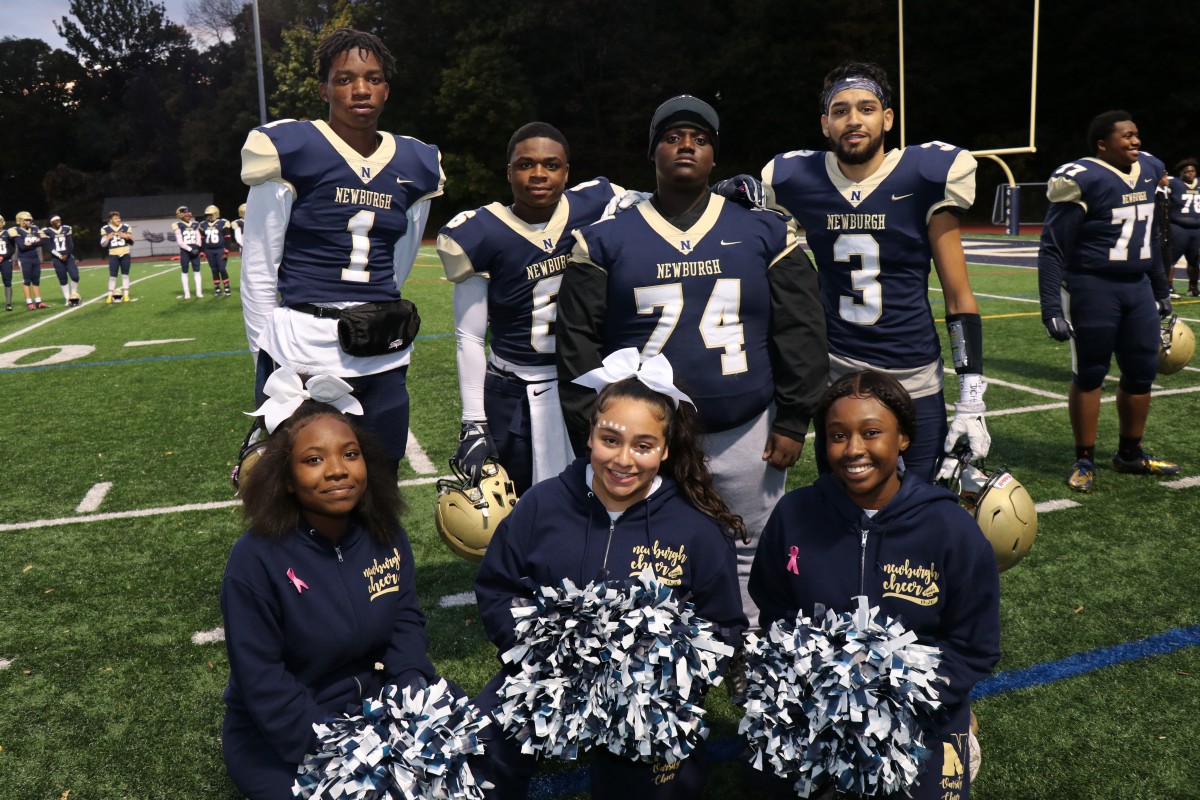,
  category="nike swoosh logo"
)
[532,386,554,397]
[891,193,914,201]
[1143,178,1153,184]
[396,178,413,184]
[720,240,741,246]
